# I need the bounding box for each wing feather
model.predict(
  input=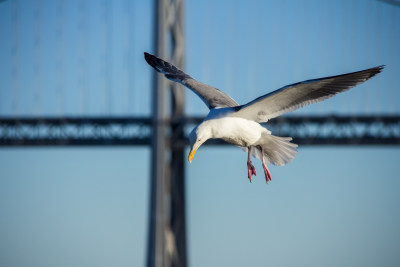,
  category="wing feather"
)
[231,66,384,122]
[144,52,238,109]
